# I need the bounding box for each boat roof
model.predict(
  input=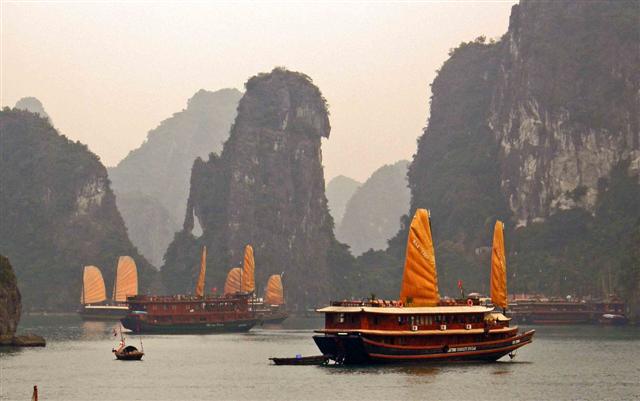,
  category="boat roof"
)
[83,305,128,310]
[316,305,494,314]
